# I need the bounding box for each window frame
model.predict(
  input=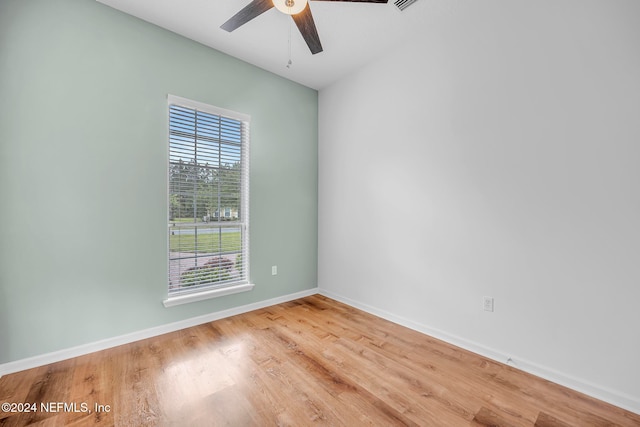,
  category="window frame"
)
[163,94,253,307]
